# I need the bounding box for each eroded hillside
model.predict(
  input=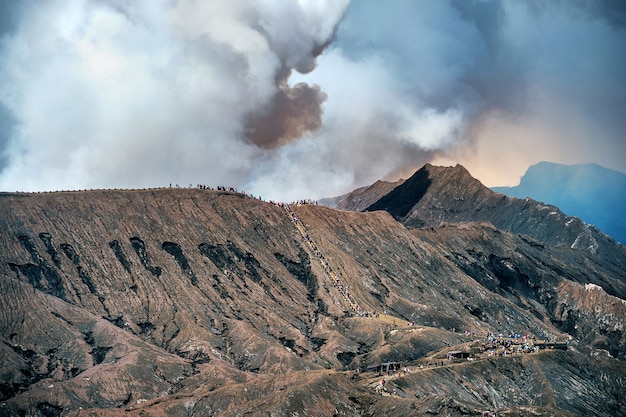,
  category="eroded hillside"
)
[1,187,625,416]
